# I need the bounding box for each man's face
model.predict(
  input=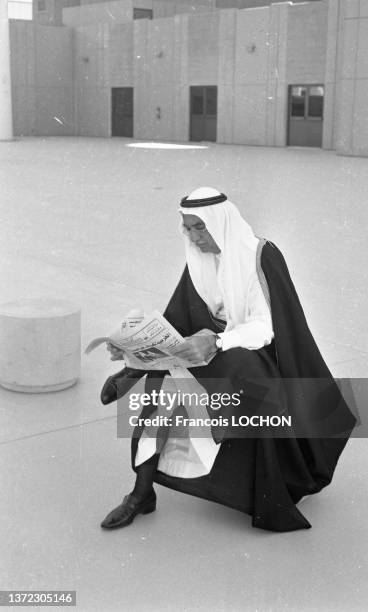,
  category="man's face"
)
[181,214,221,254]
